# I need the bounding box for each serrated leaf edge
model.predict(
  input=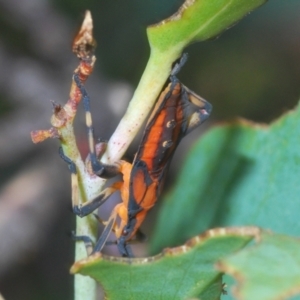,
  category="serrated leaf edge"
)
[71,226,261,274]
